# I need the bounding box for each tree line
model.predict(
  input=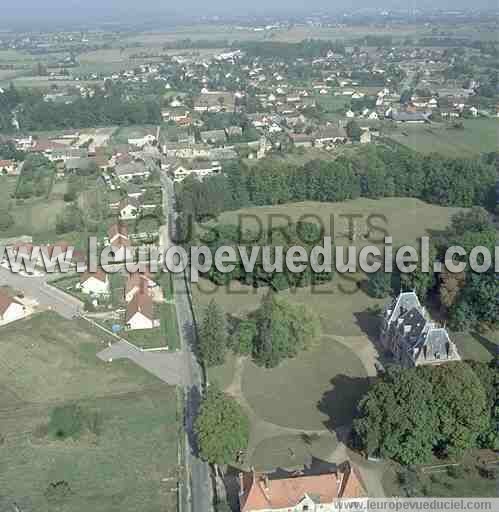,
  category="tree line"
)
[0,83,161,133]
[176,146,497,228]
